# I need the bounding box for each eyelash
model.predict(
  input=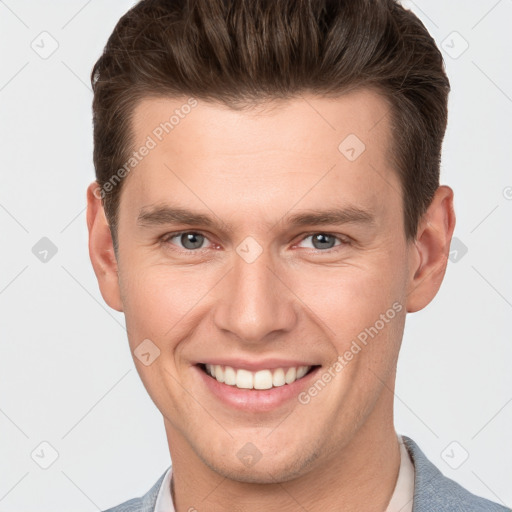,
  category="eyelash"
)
[160,231,351,254]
